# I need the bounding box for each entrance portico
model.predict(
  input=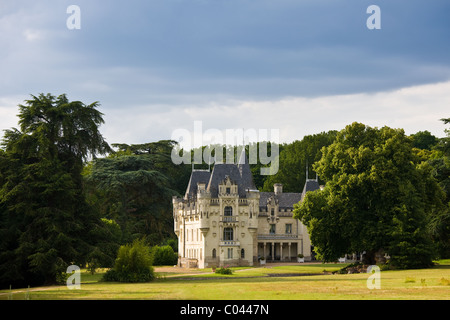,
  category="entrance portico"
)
[258,240,303,261]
